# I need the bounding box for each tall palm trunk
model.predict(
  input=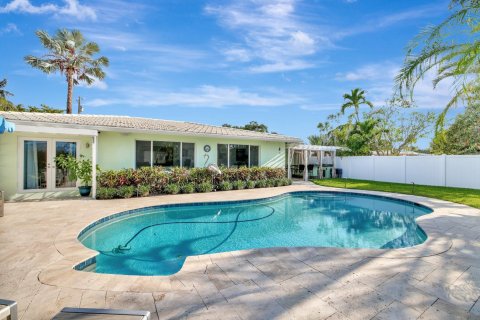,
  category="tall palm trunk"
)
[66,69,74,114]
